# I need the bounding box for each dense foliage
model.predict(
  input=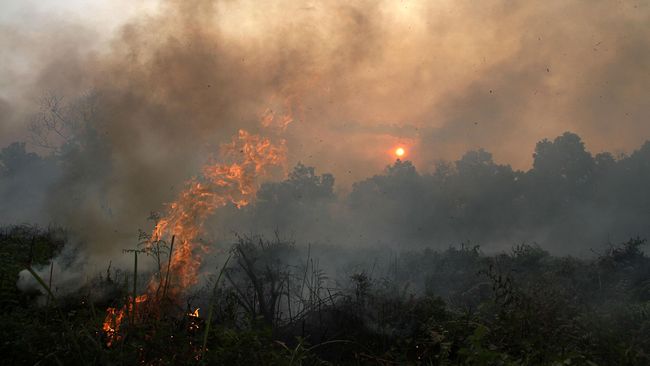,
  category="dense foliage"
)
[2,227,648,365]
